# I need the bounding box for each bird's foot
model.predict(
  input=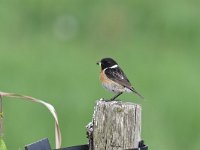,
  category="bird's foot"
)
[109,98,118,101]
[102,99,111,102]
[99,97,119,102]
